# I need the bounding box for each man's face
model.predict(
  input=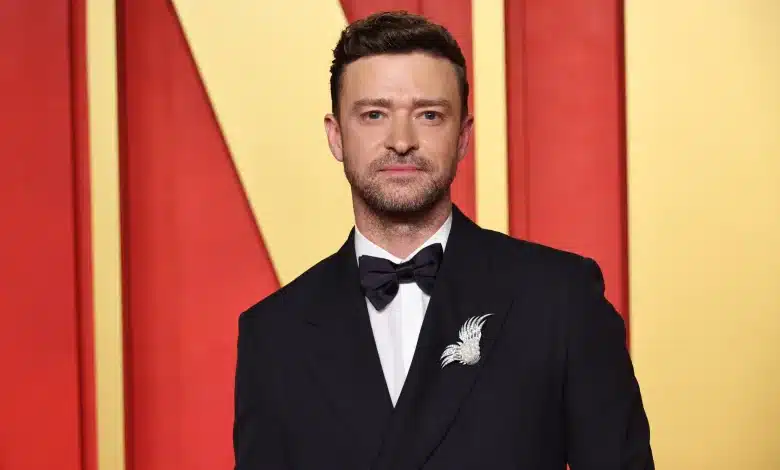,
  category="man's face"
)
[325,52,473,215]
